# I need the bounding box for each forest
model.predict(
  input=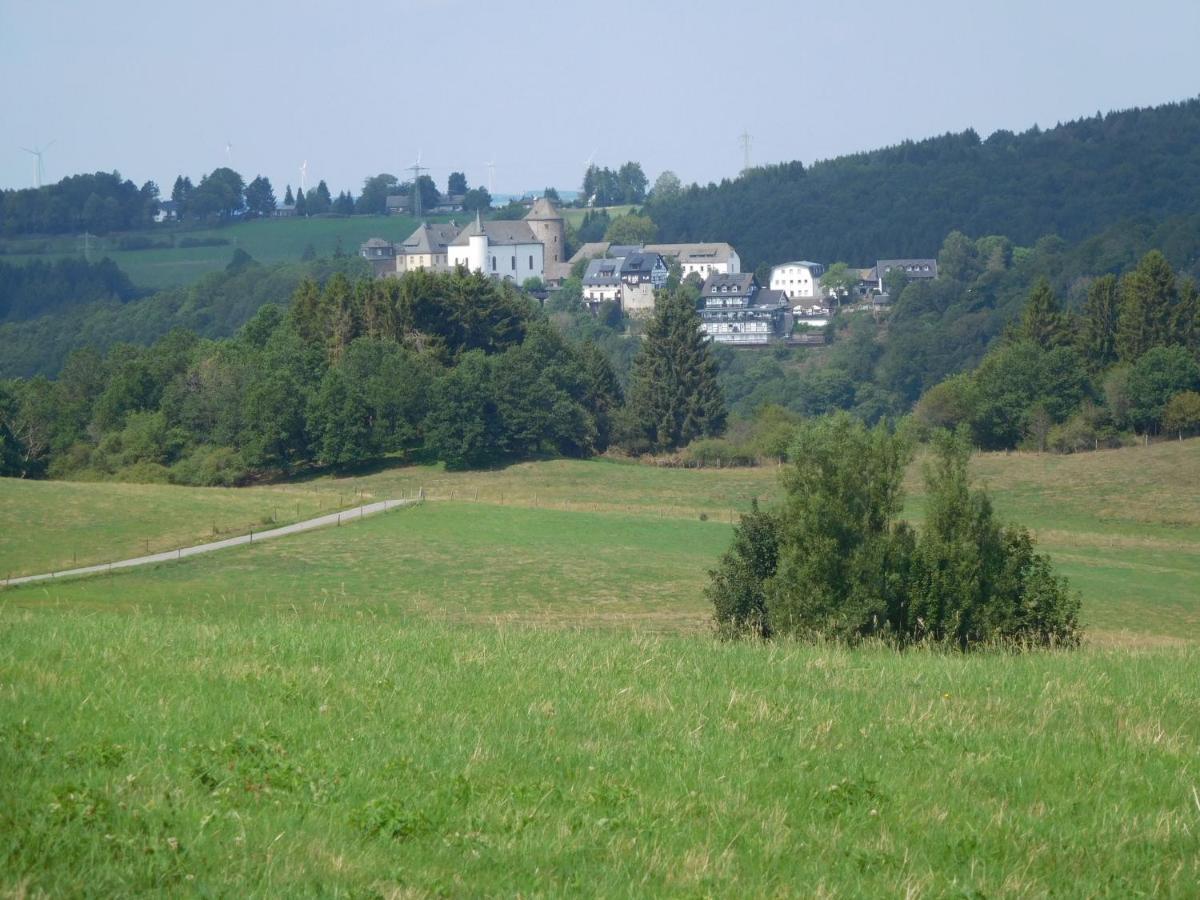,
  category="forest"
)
[645,99,1200,268]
